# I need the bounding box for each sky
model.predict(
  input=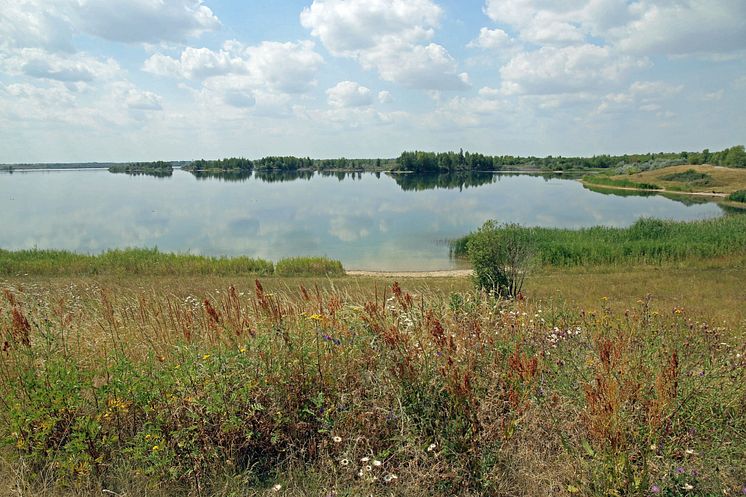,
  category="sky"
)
[0,0,744,163]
